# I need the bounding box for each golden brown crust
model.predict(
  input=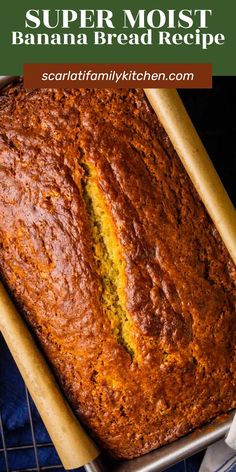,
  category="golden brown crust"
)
[0,80,235,459]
